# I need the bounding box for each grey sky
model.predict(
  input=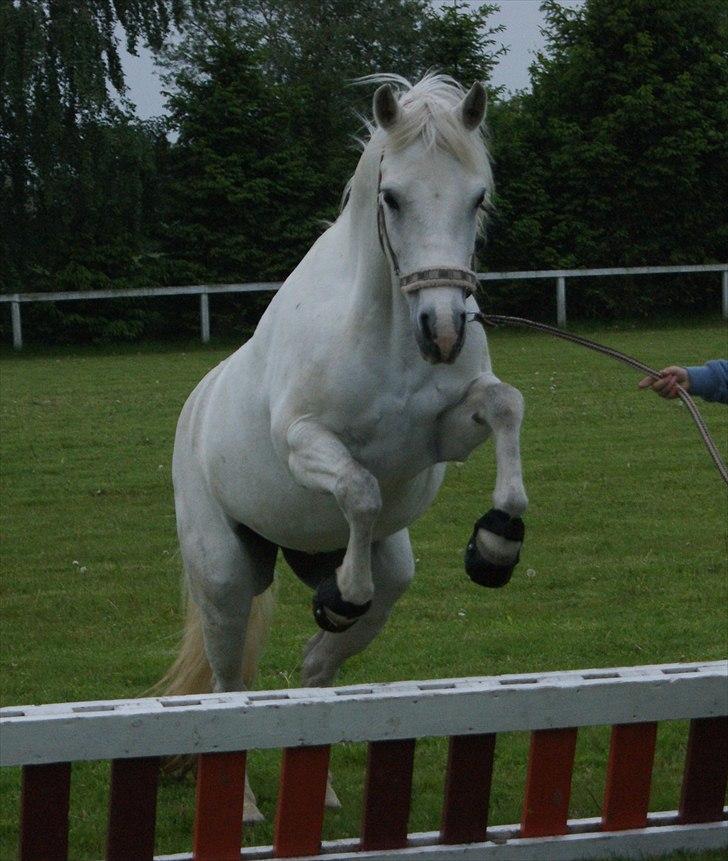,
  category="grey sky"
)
[120,0,584,119]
